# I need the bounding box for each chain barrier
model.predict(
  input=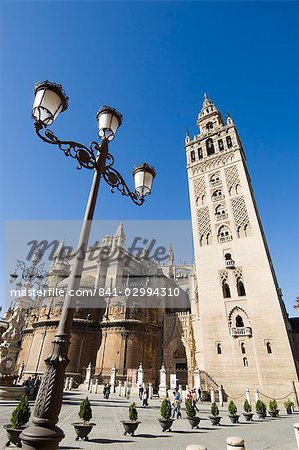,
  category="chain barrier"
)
[259,391,294,401]
[226,391,246,401]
